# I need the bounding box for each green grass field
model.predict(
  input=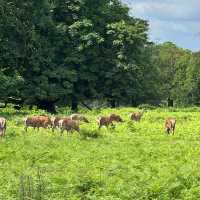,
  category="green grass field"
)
[1,106,200,200]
